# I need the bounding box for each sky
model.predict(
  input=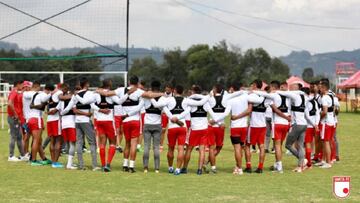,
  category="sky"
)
[0,0,359,56]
